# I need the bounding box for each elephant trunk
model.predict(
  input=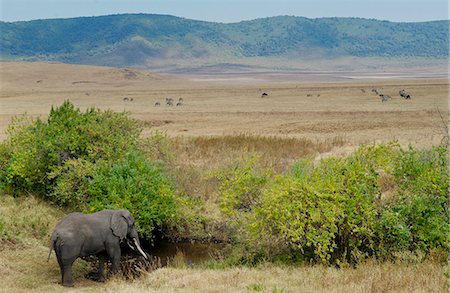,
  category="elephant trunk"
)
[133,238,148,260]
